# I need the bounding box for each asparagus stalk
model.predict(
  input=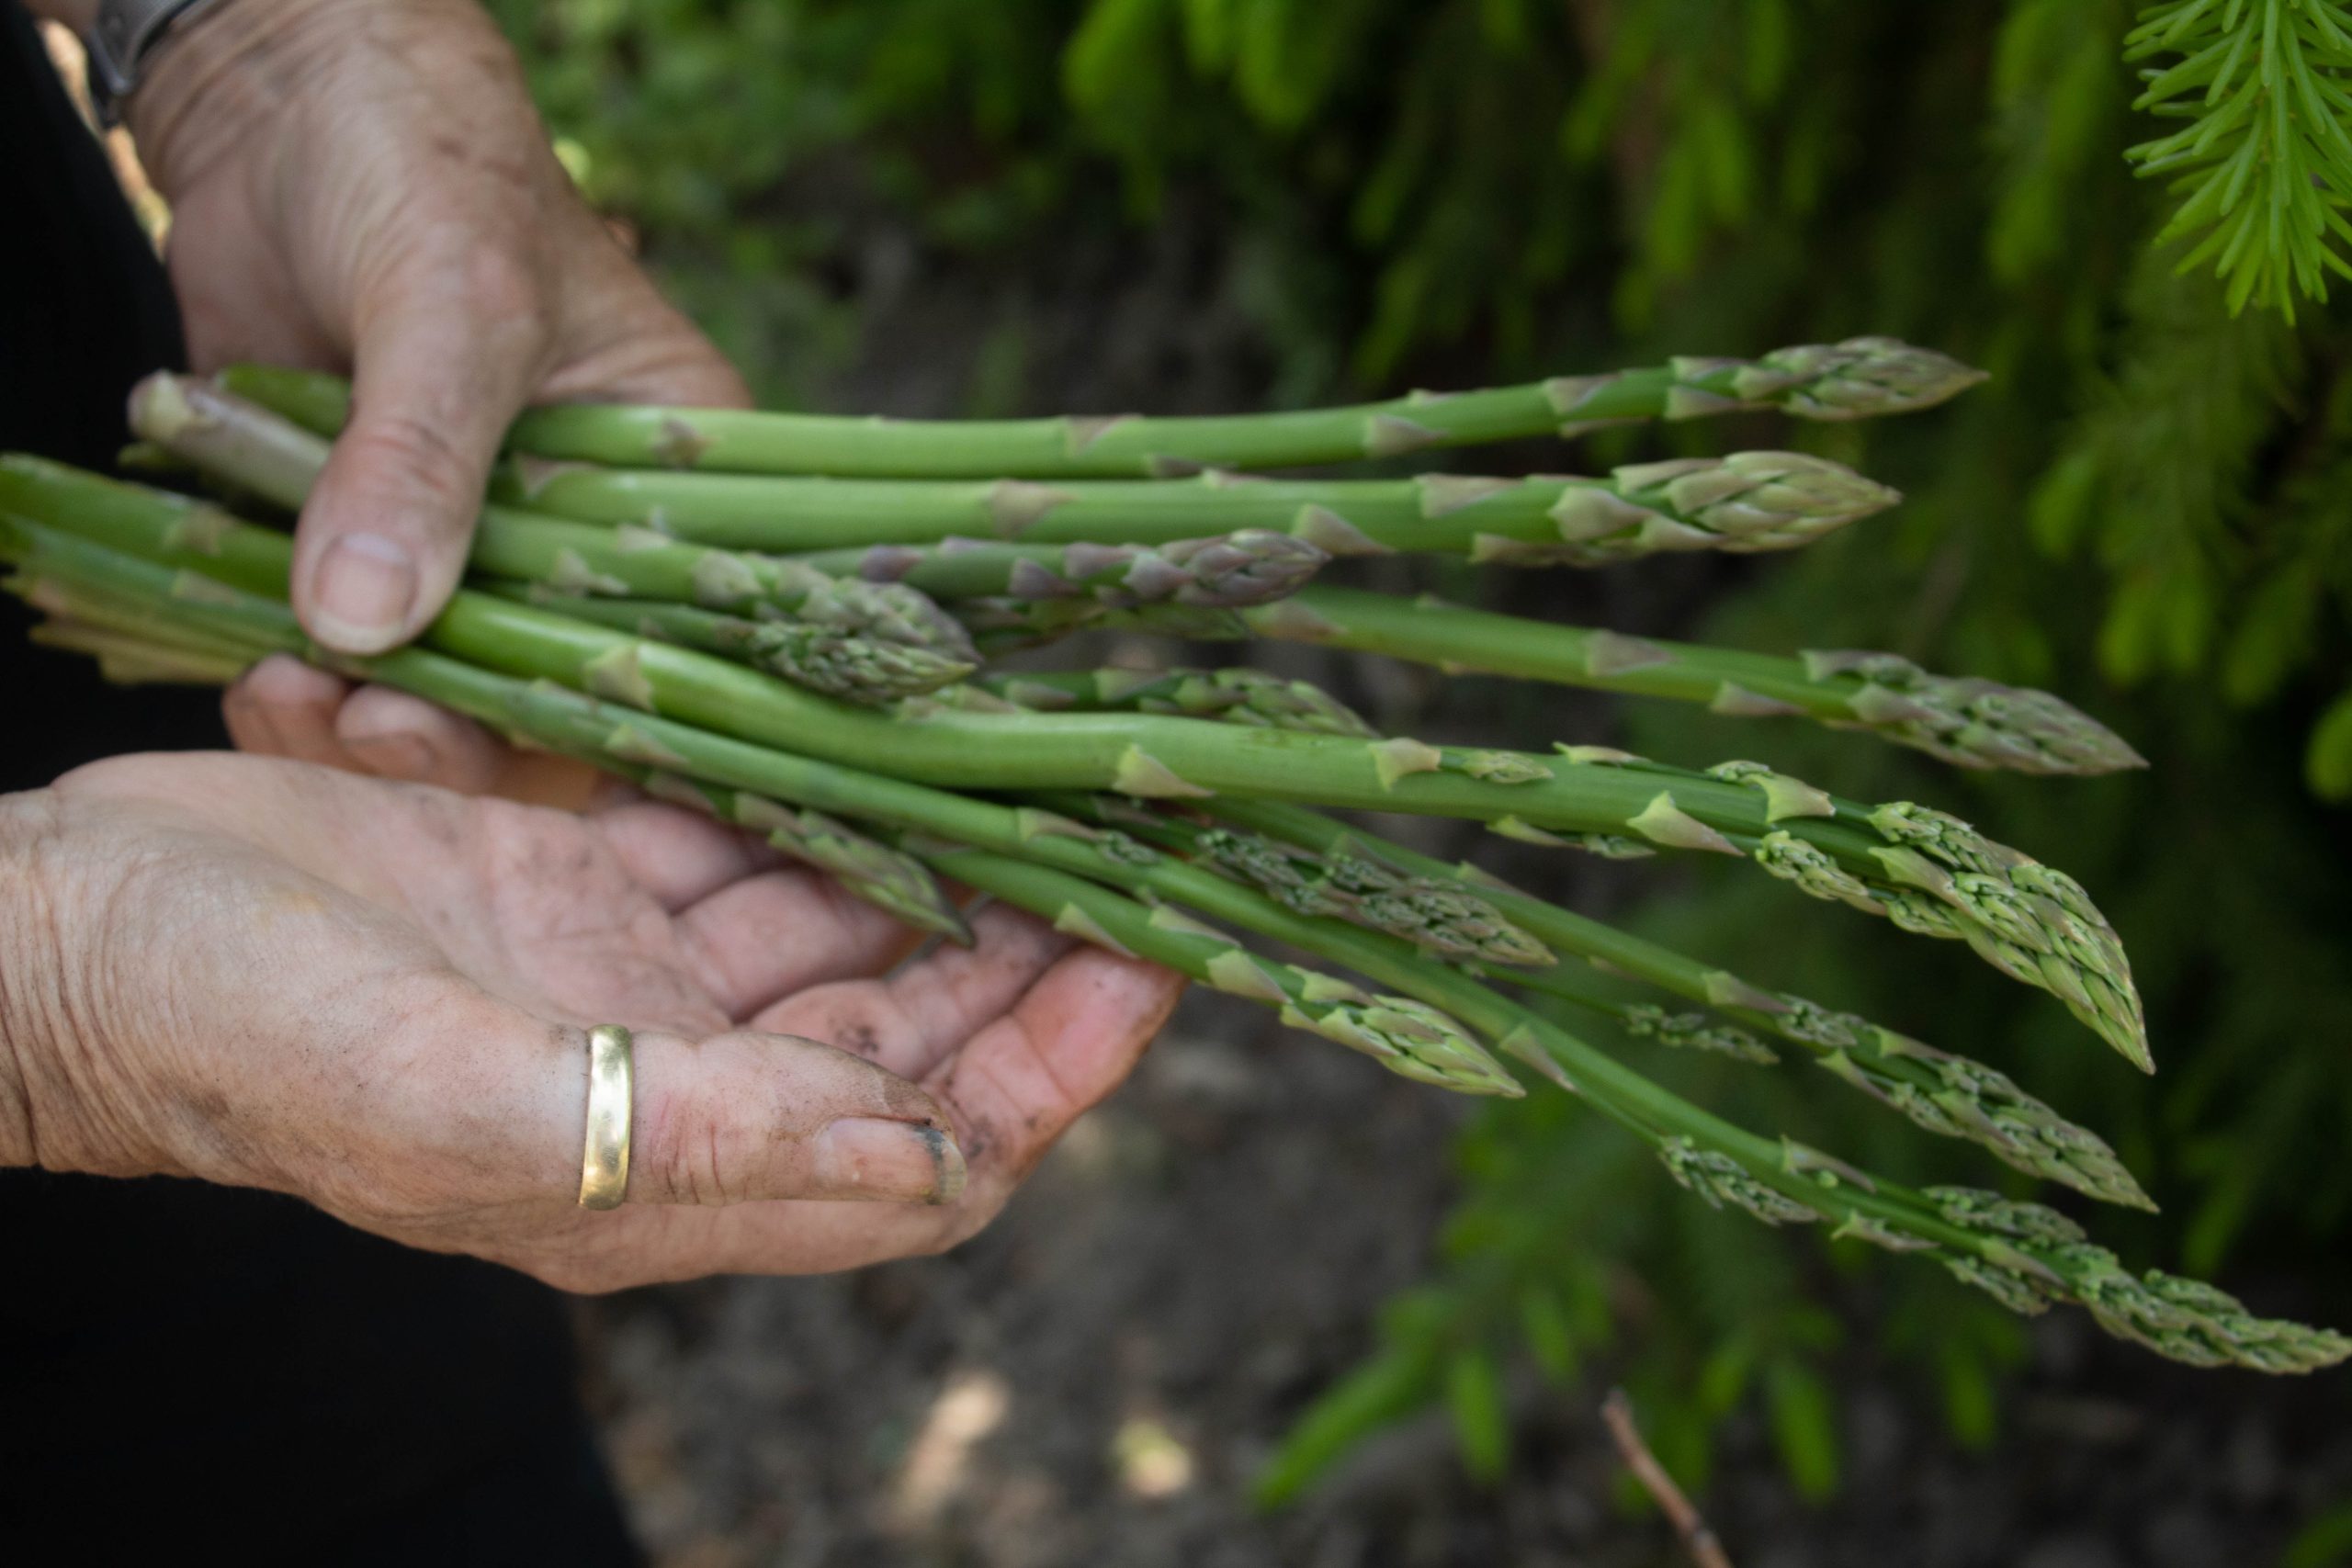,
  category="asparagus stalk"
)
[127,375,980,667]
[795,531,1328,647]
[942,666,1380,738]
[476,451,1895,568]
[1119,586,2148,777]
[478,584,974,702]
[961,601,1244,655]
[115,441,190,478]
[9,527,2339,1375]
[1200,795,2152,1210]
[0,458,2150,1069]
[220,338,1984,479]
[788,533,1328,605]
[207,365,353,439]
[14,570,270,670]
